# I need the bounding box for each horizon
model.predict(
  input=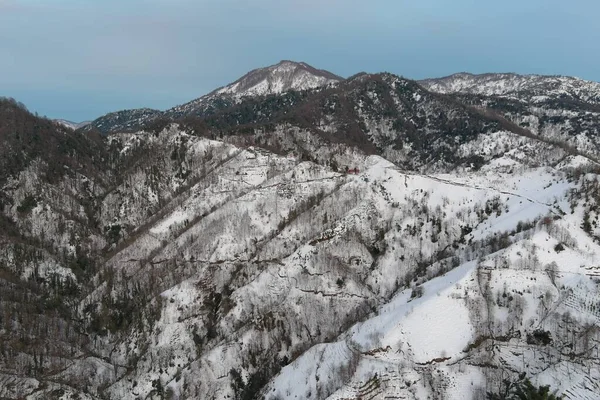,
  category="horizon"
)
[2,0,599,122]
[33,64,600,124]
